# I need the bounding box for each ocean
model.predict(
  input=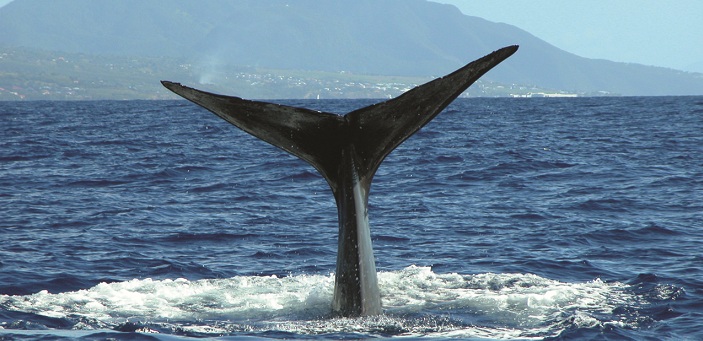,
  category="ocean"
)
[1,96,701,340]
